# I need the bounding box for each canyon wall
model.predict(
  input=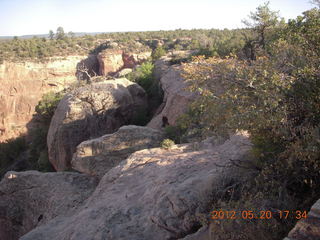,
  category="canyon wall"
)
[0,56,96,142]
[0,50,150,142]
